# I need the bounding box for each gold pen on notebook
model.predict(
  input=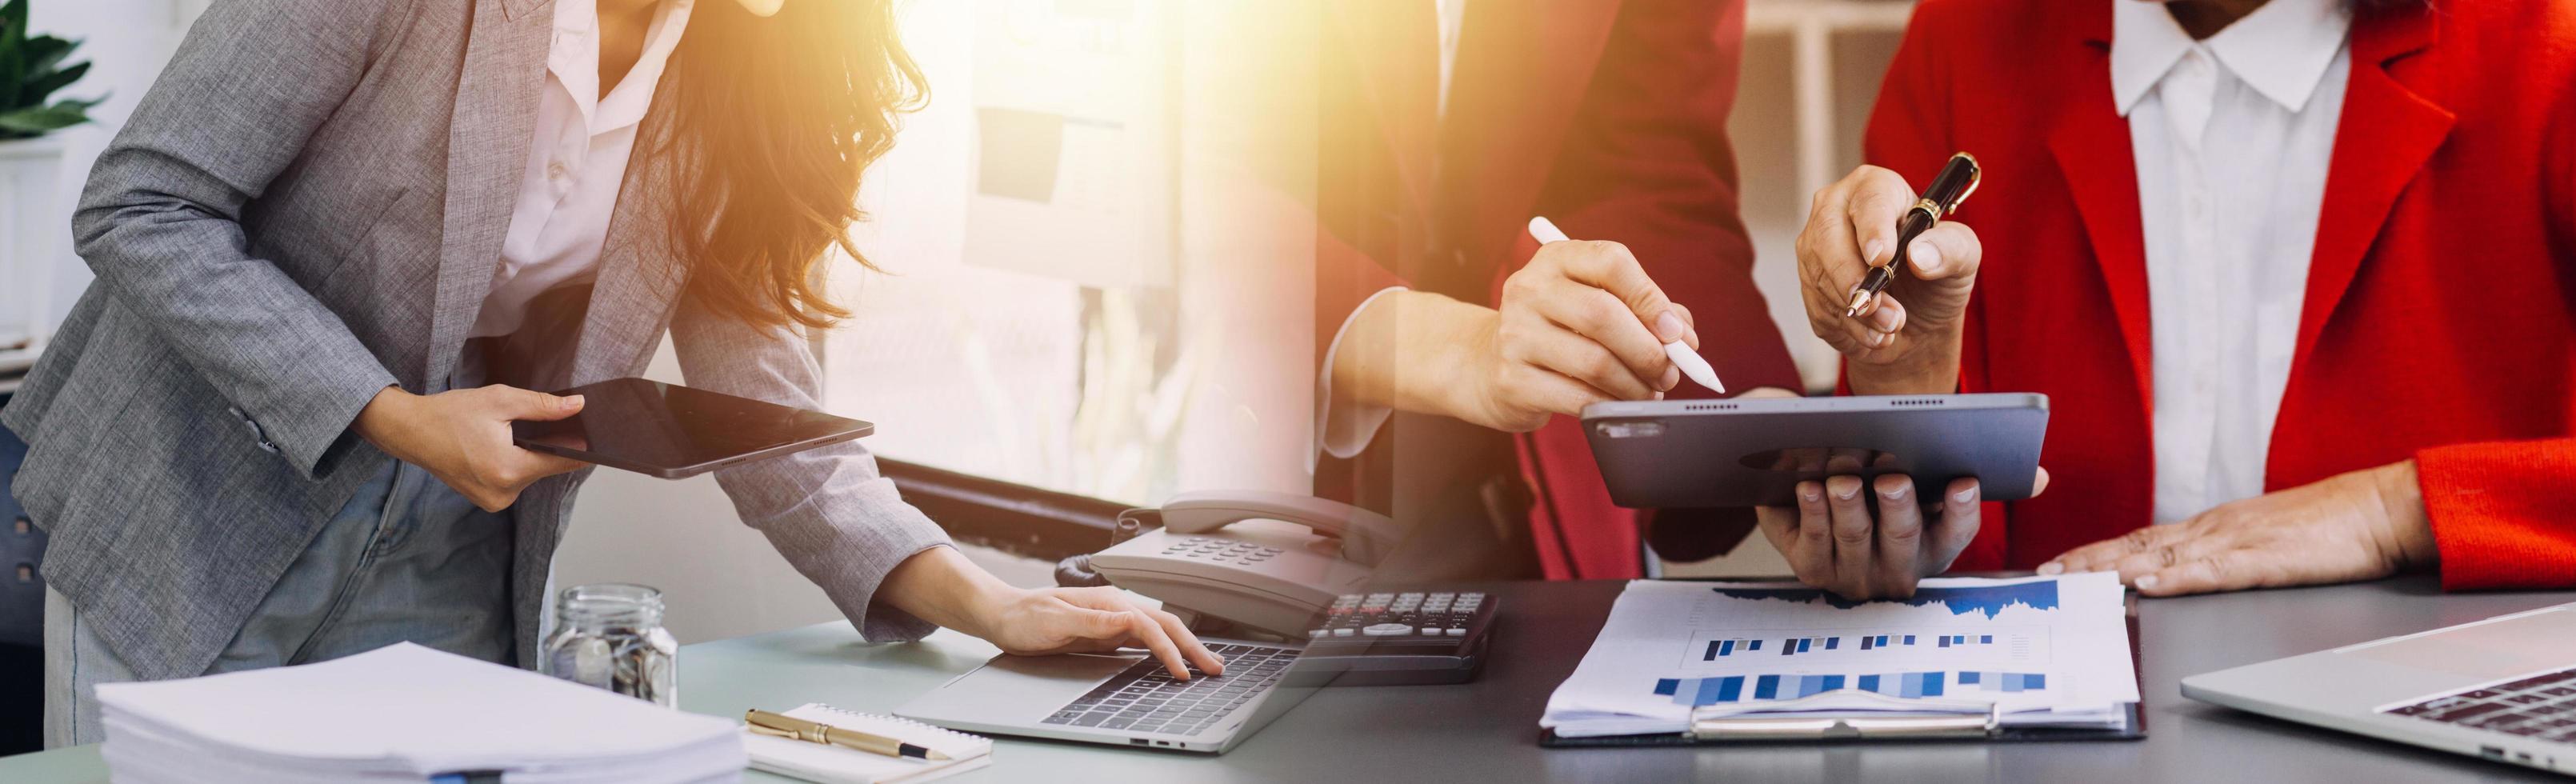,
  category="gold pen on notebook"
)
[746,710,951,761]
[1847,151,1982,317]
